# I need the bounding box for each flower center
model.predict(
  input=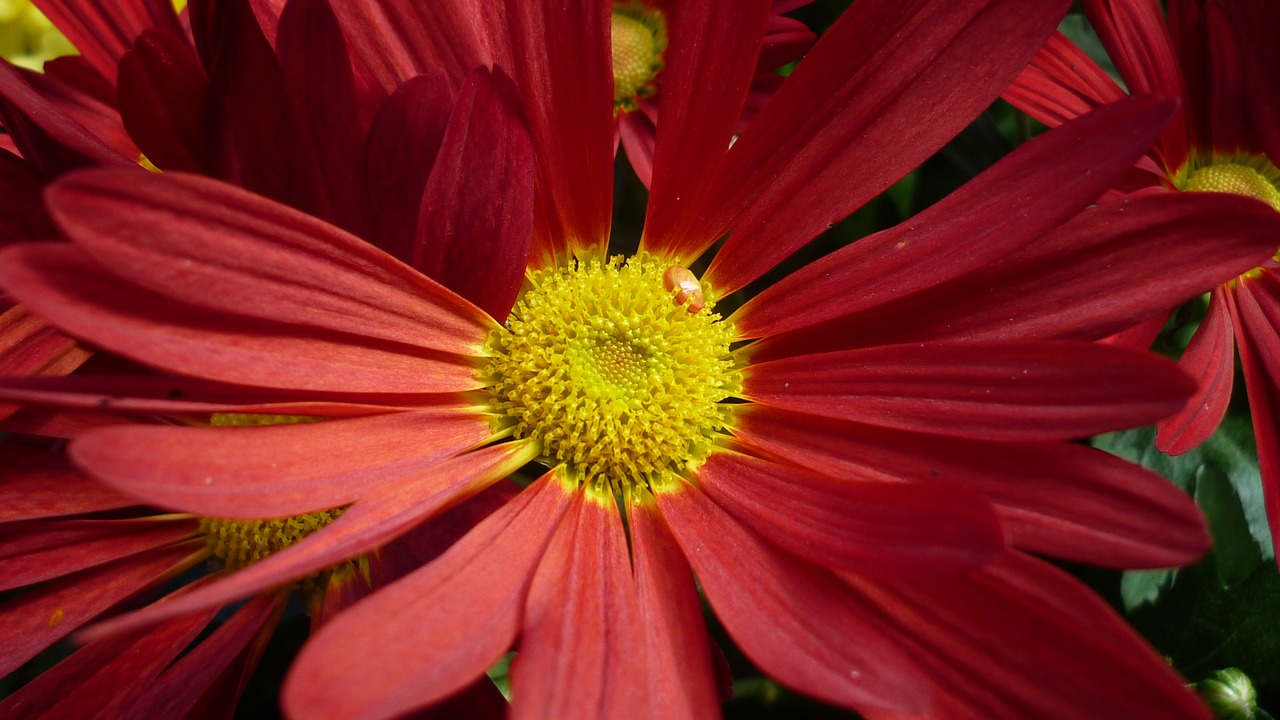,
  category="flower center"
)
[610,1,667,112]
[1181,160,1280,212]
[199,510,345,573]
[483,253,741,496]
